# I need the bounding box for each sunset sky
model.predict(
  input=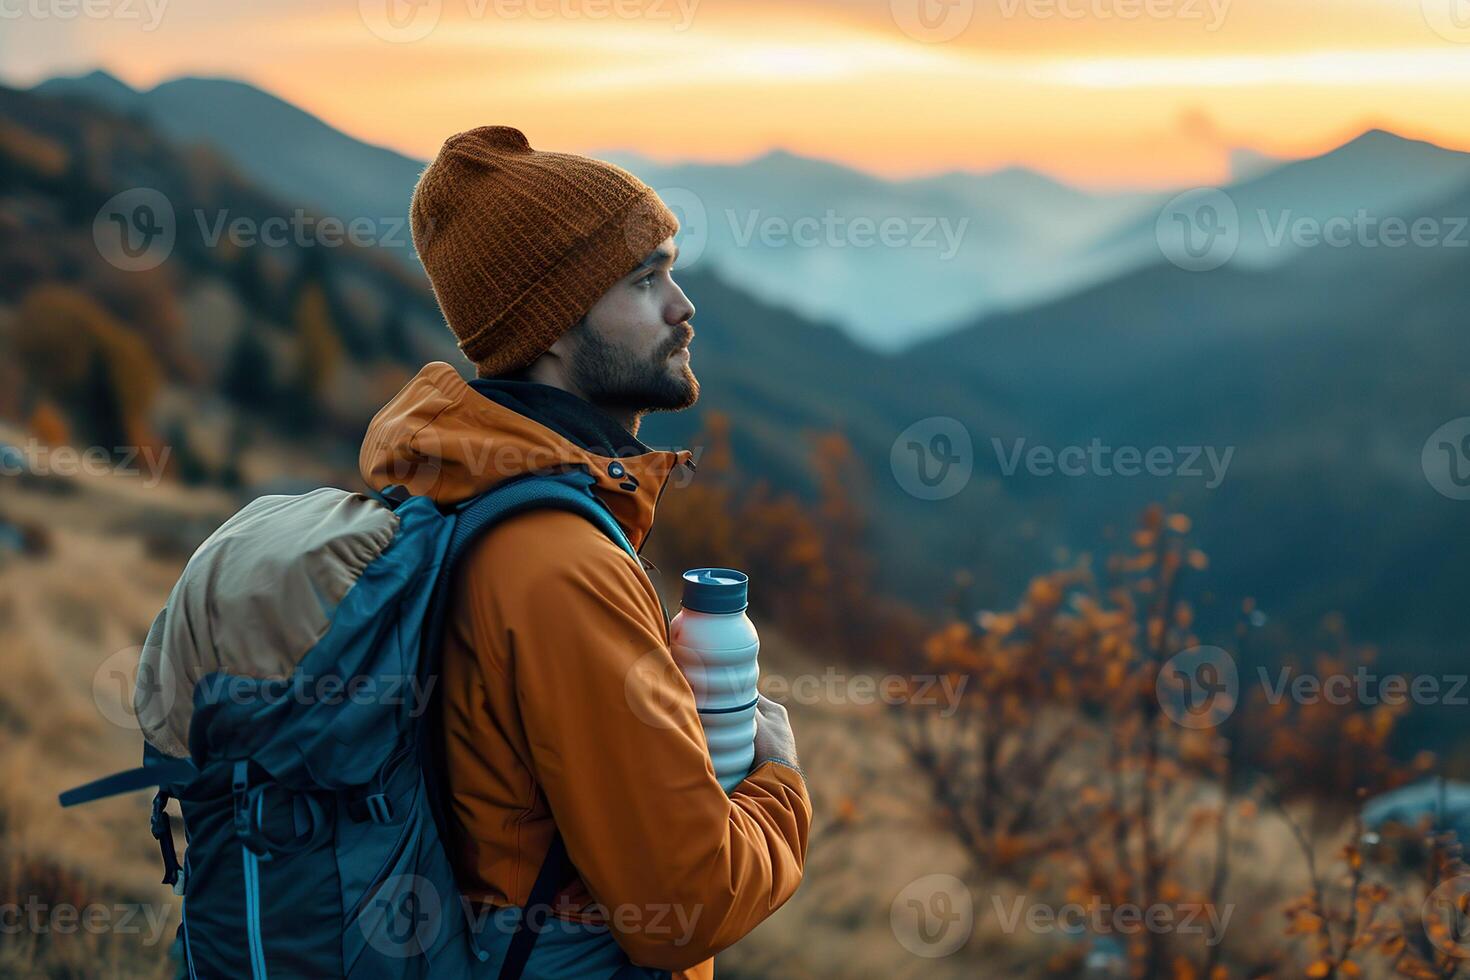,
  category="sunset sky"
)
[5,0,1470,188]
